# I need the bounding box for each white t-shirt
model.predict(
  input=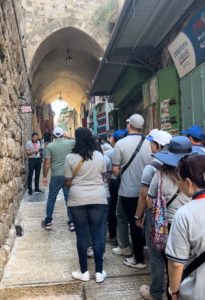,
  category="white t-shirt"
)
[148,171,190,223]
[112,134,152,197]
[64,151,107,207]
